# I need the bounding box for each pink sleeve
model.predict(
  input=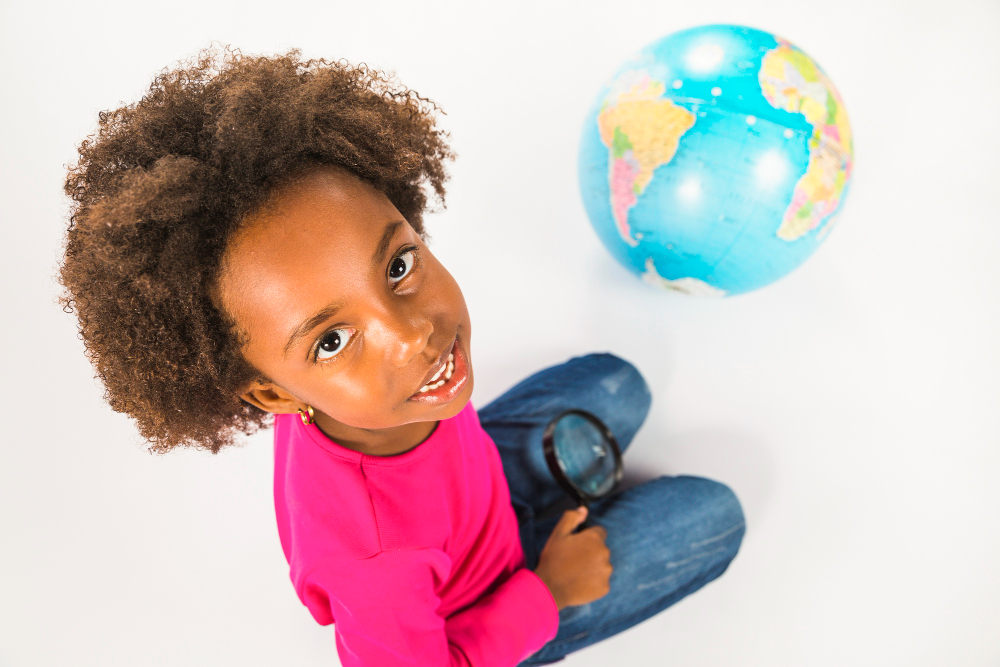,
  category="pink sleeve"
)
[301,549,559,667]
